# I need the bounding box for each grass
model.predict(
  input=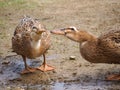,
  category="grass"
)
[0,0,25,8]
[0,0,39,9]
